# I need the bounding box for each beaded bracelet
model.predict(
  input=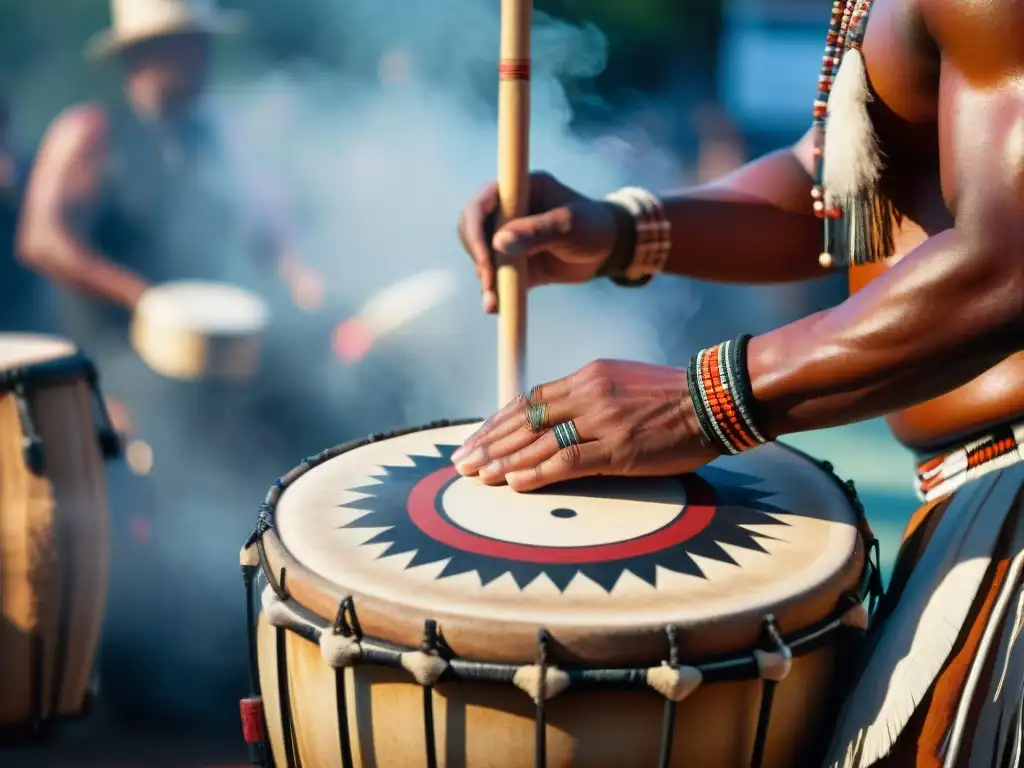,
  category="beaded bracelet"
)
[598,187,671,284]
[686,335,768,456]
